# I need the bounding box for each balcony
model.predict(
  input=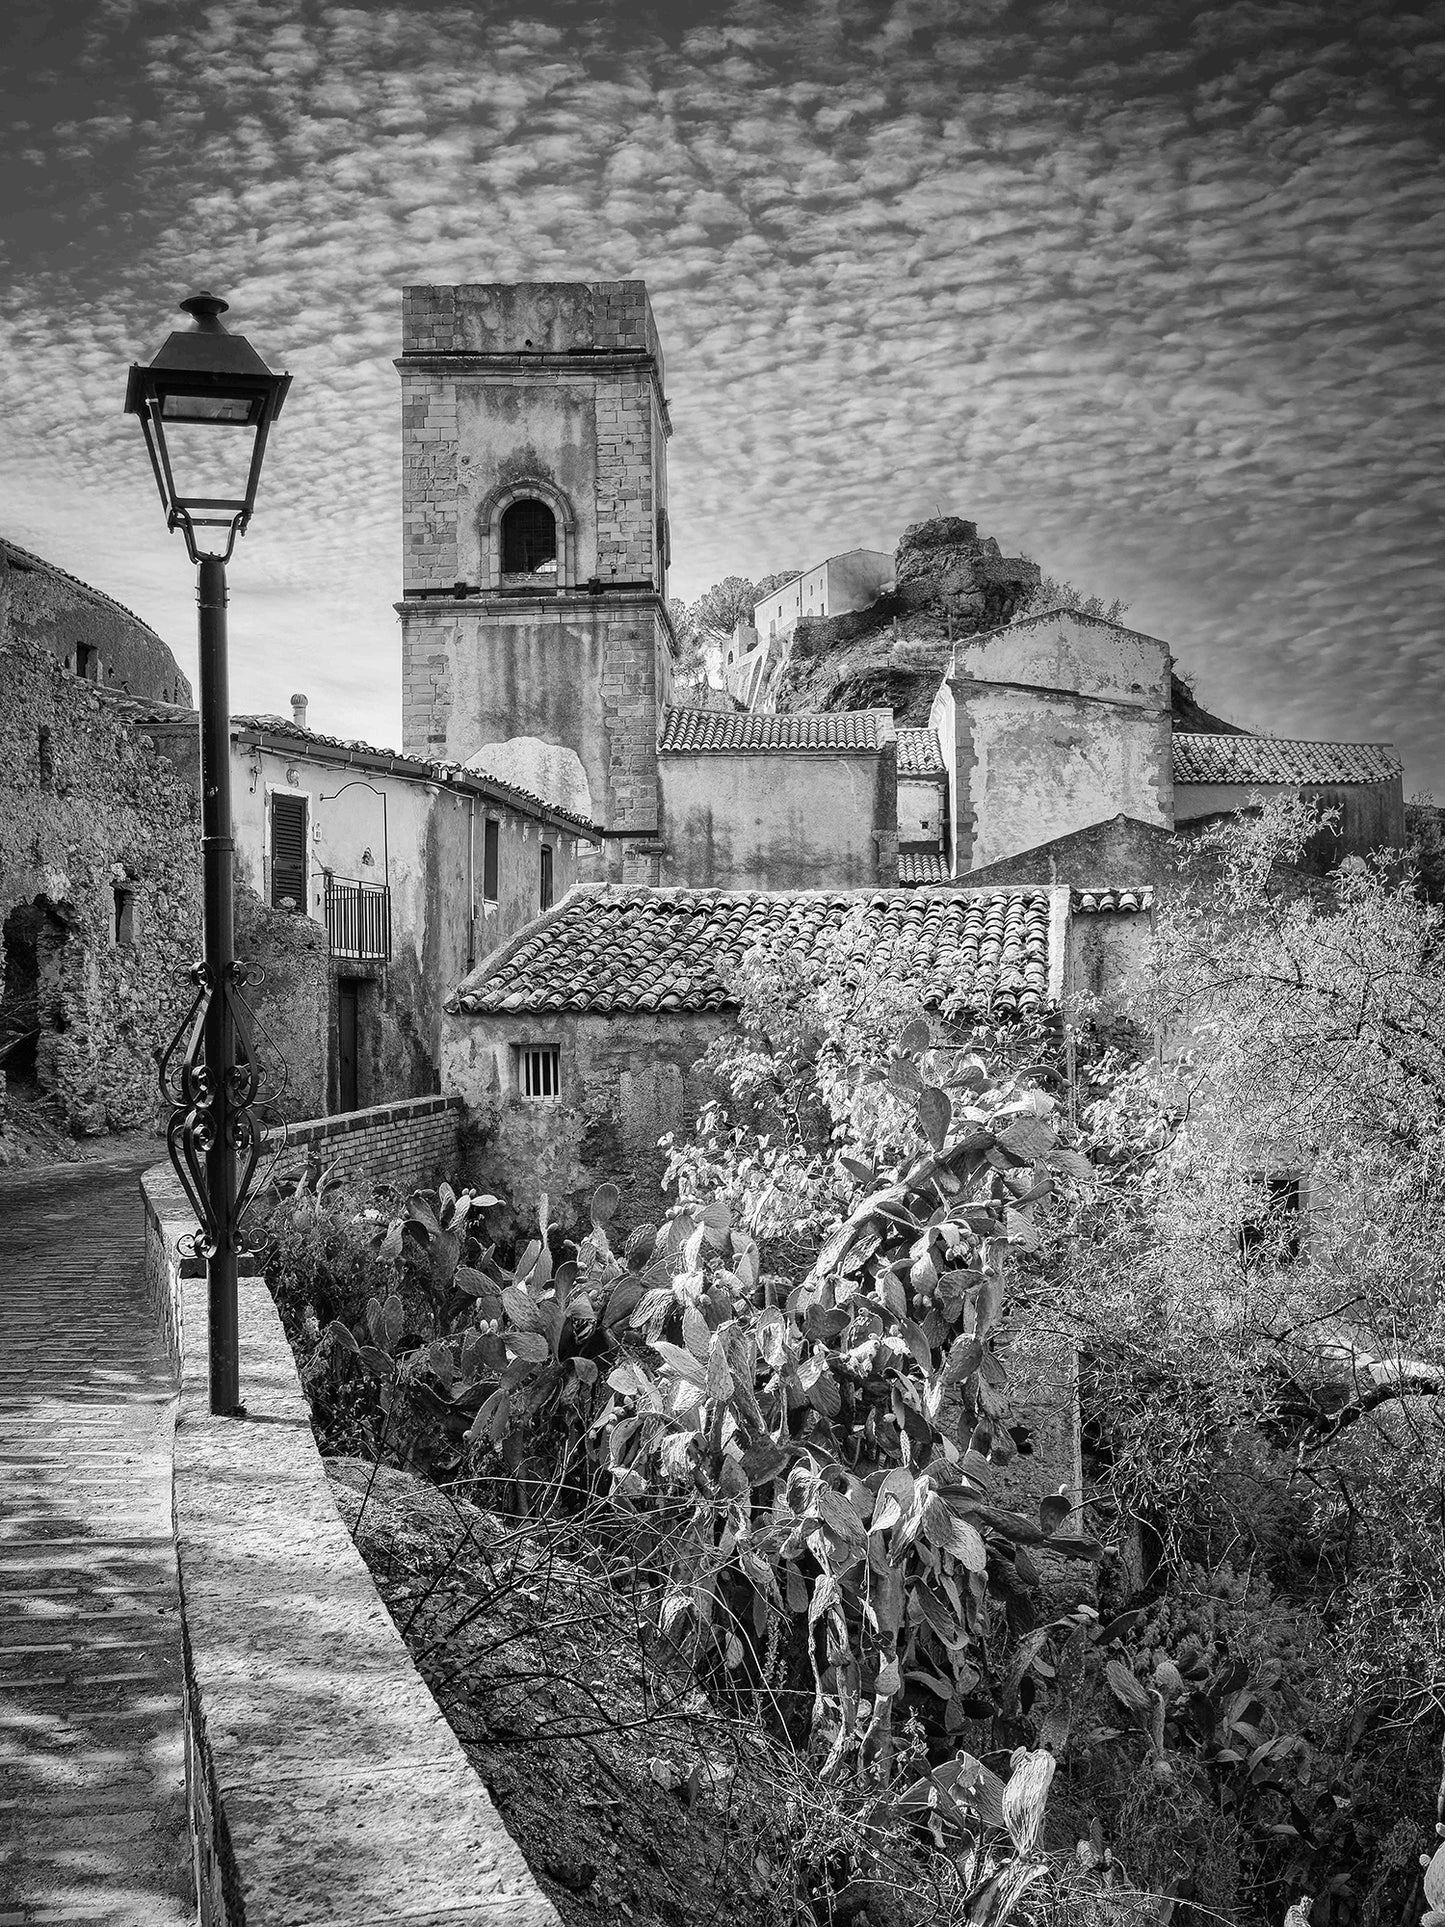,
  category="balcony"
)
[324,874,391,962]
